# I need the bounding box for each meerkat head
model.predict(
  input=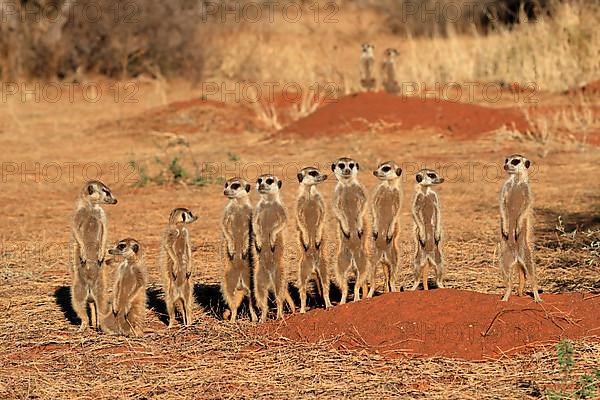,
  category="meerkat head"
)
[223,177,251,199]
[332,157,359,181]
[256,174,282,195]
[415,169,444,187]
[169,207,198,225]
[503,154,531,175]
[297,167,328,186]
[384,48,399,60]
[373,161,402,181]
[82,180,117,205]
[108,238,141,259]
[361,43,374,58]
